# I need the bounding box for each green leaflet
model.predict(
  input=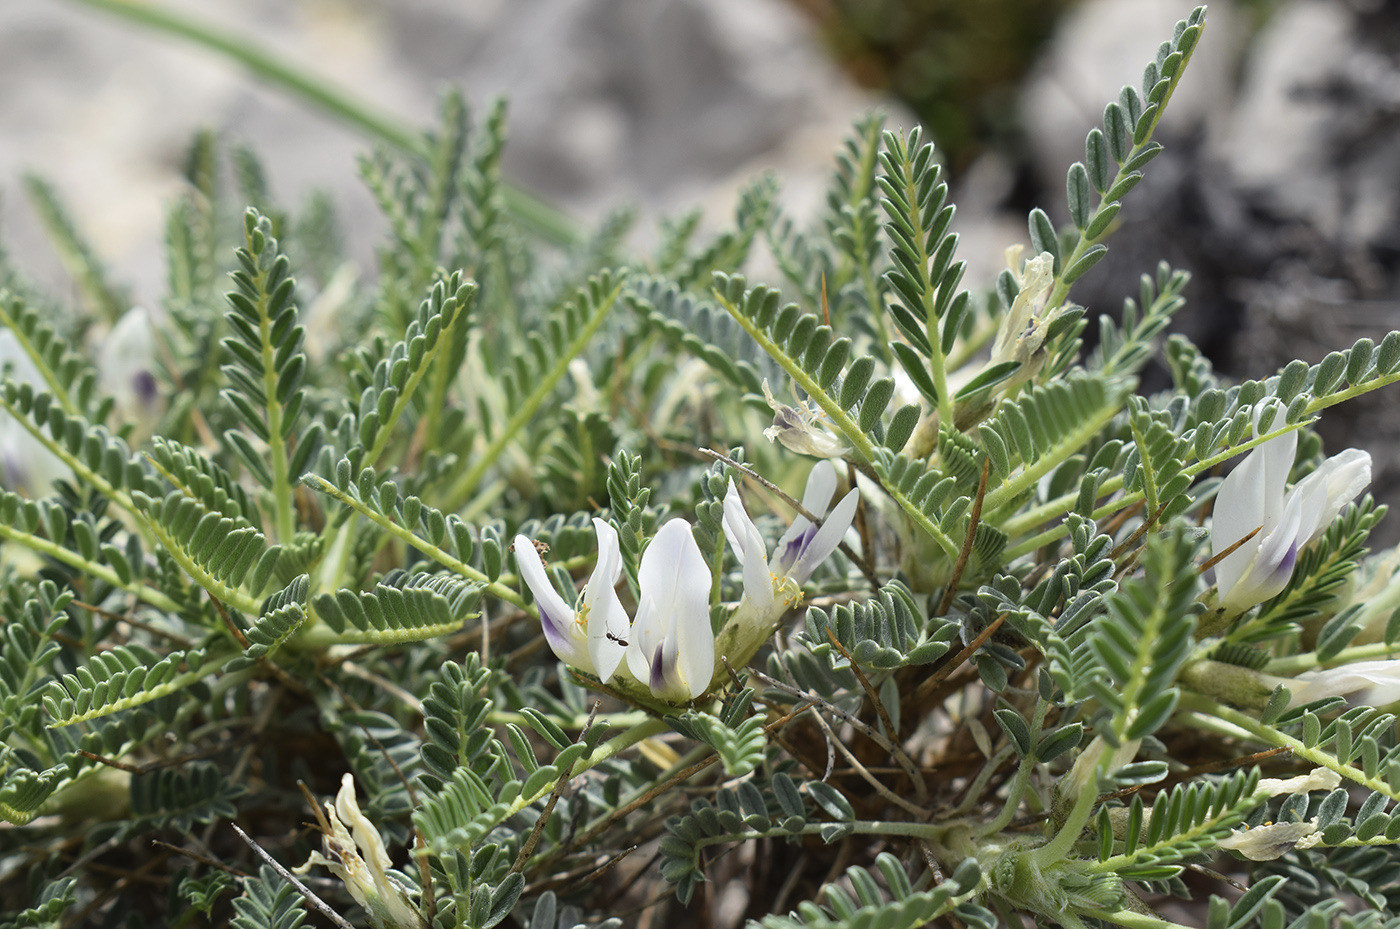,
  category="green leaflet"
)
[309,571,482,645]
[43,644,221,728]
[219,209,310,542]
